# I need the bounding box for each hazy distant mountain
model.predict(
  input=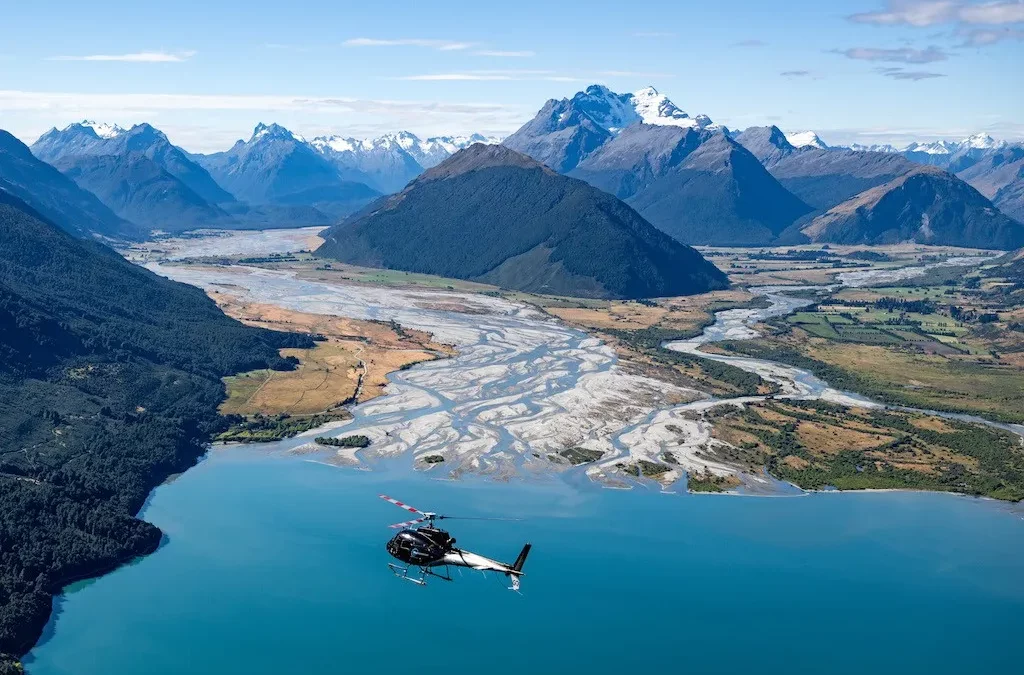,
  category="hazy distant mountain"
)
[799,166,1024,249]
[503,85,715,173]
[0,130,139,239]
[308,131,500,192]
[33,121,234,205]
[318,144,728,299]
[194,123,380,218]
[734,125,1022,246]
[825,132,1024,223]
[956,144,1024,223]
[736,126,920,211]
[570,125,811,245]
[52,153,231,232]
